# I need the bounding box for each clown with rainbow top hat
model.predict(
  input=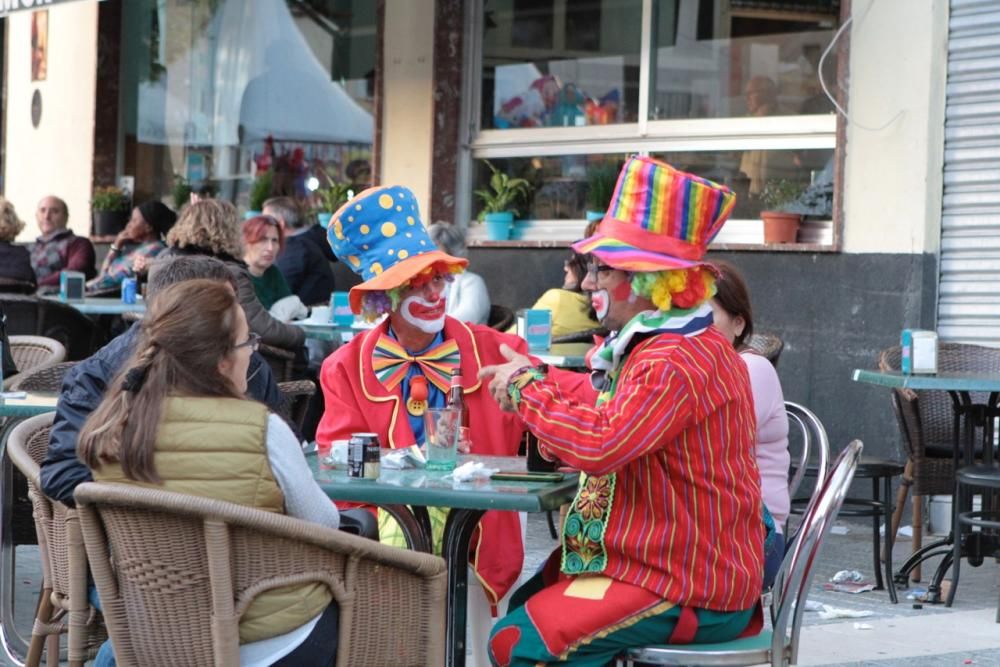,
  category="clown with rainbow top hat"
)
[480,156,764,666]
[318,184,576,659]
